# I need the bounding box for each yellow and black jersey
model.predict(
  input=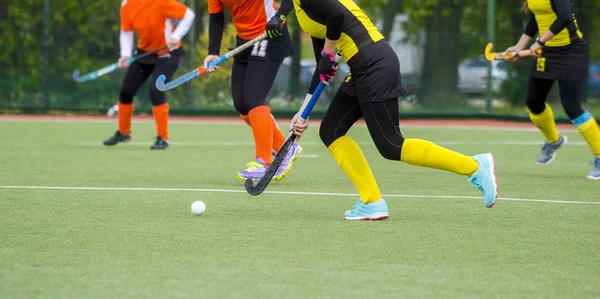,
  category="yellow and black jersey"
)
[292,0,383,61]
[524,0,583,47]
